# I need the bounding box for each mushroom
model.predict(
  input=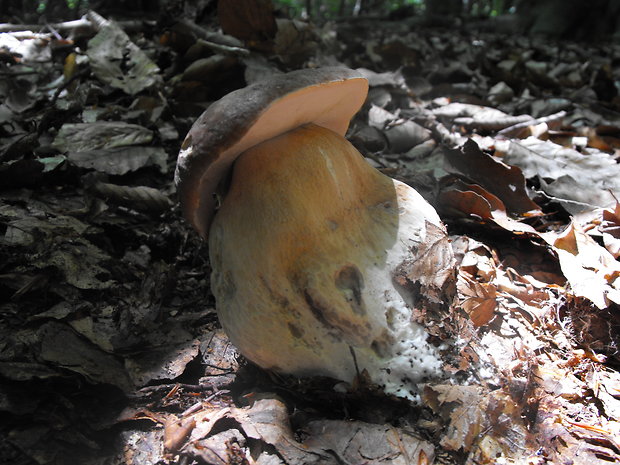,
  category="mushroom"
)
[176,67,456,399]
